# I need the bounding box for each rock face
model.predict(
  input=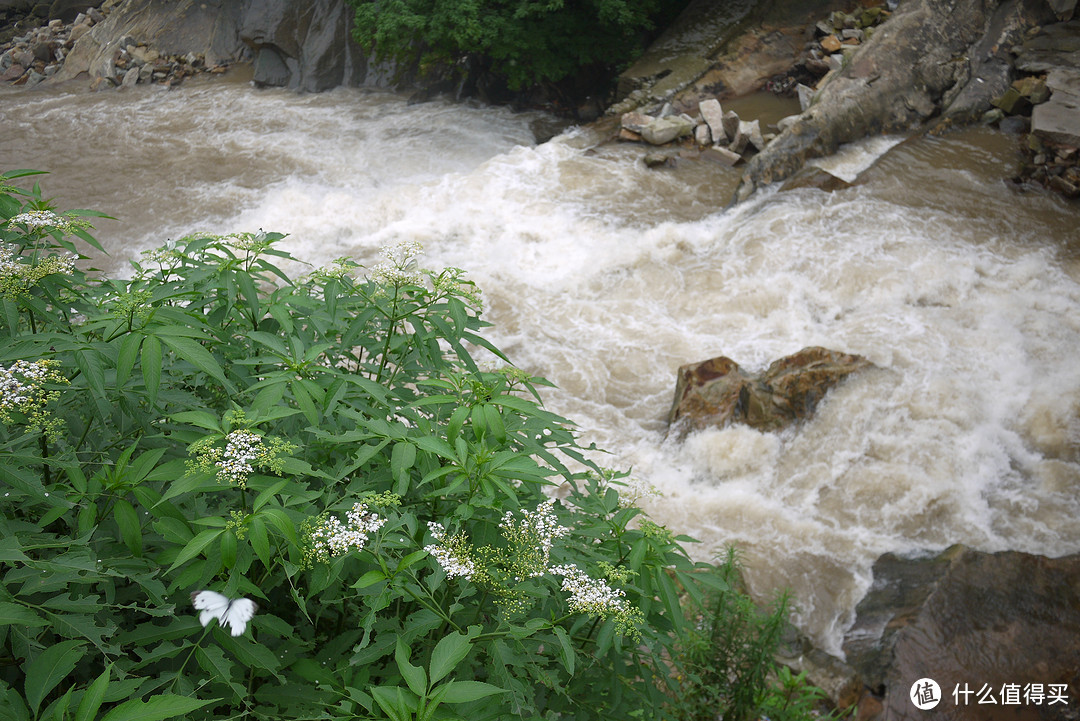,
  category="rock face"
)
[48,0,368,91]
[734,0,1059,201]
[239,0,366,91]
[843,546,1080,721]
[666,346,872,437]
